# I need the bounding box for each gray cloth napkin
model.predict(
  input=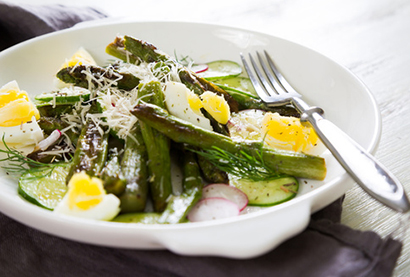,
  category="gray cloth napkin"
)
[0,198,401,277]
[0,2,403,277]
[0,1,105,51]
